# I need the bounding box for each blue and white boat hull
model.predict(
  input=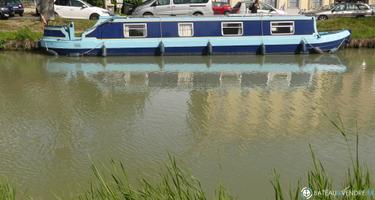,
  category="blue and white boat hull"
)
[40,16,351,56]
